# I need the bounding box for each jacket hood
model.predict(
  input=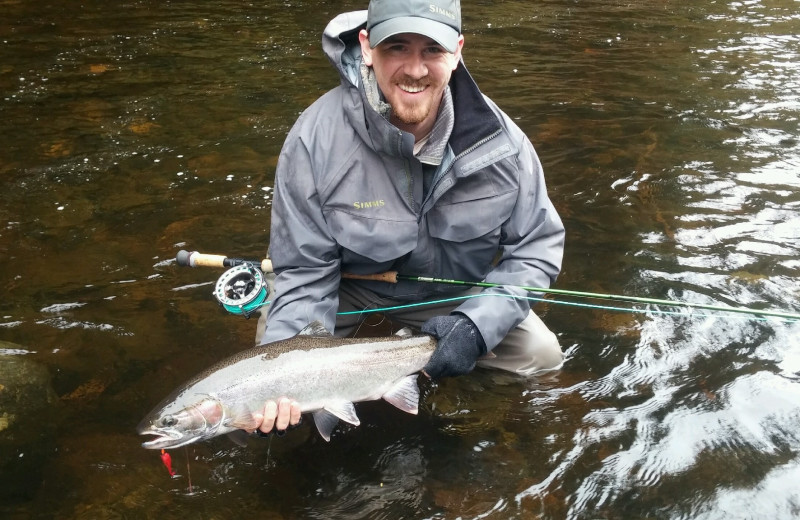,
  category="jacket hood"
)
[321,10,412,156]
[322,10,368,88]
